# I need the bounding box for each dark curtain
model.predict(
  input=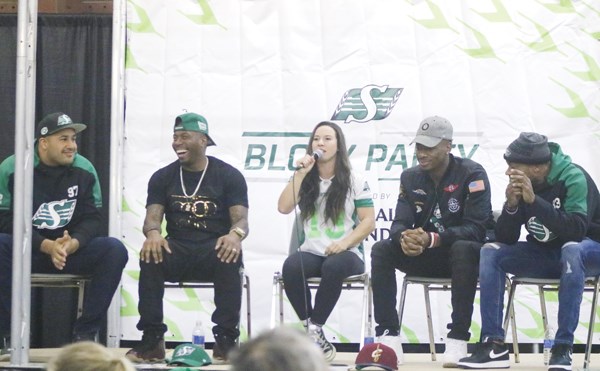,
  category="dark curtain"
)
[0,14,112,227]
[0,14,113,347]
